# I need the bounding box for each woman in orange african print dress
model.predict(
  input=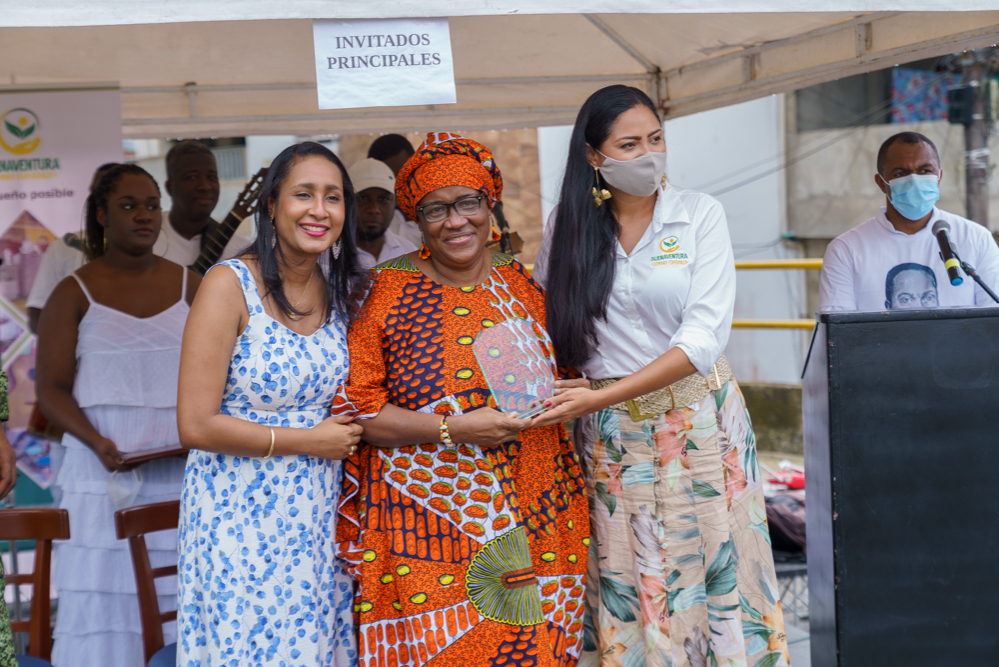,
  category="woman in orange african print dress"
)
[336,133,589,667]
